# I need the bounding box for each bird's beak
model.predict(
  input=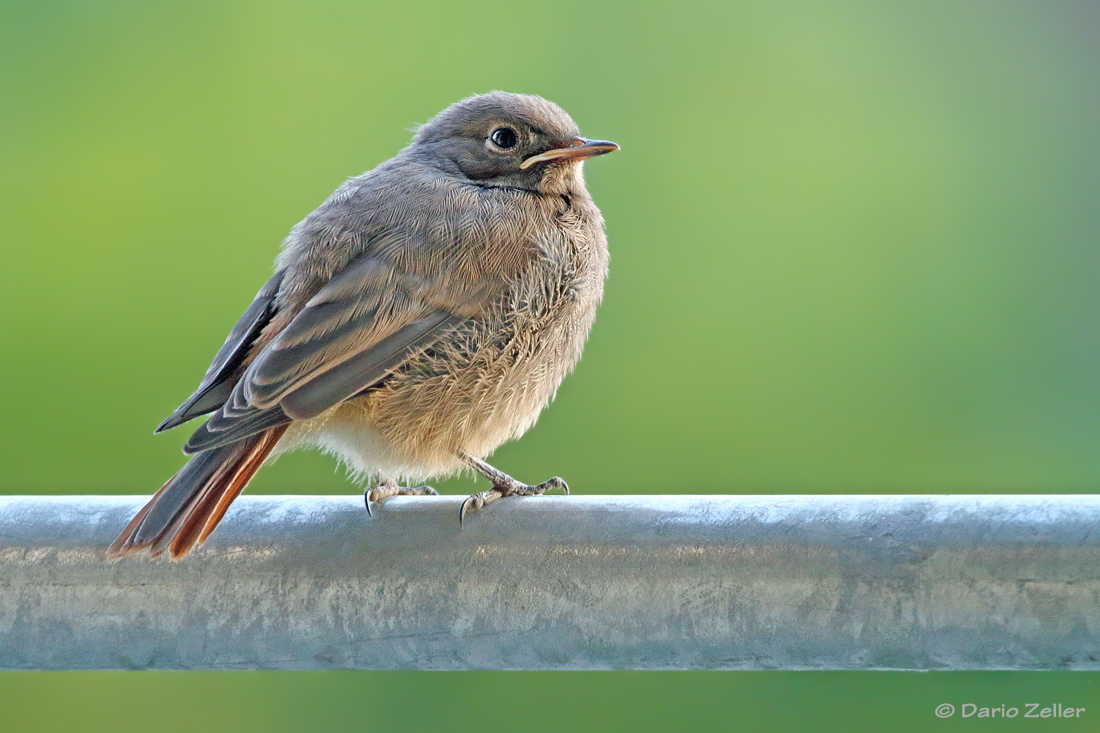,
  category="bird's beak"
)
[519,138,620,170]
